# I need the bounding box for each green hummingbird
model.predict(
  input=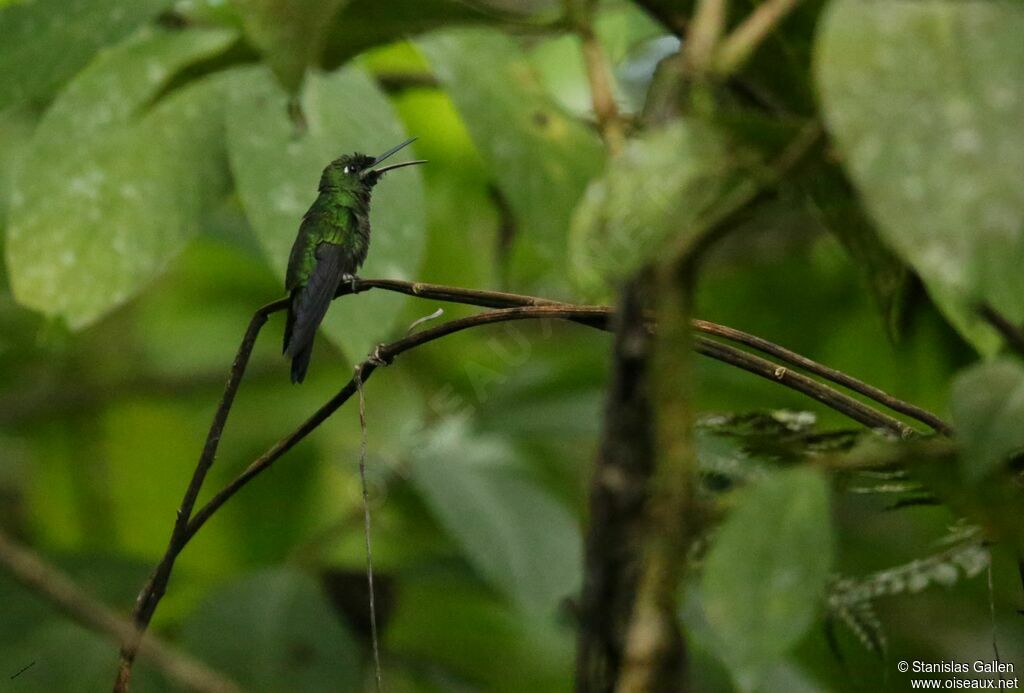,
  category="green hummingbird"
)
[283,137,425,383]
